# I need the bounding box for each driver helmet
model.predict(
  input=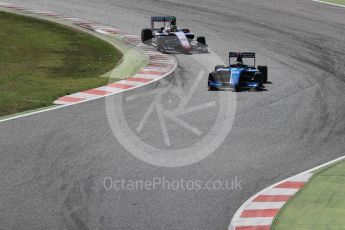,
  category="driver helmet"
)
[170,24,177,32]
[235,56,243,66]
[170,18,177,26]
